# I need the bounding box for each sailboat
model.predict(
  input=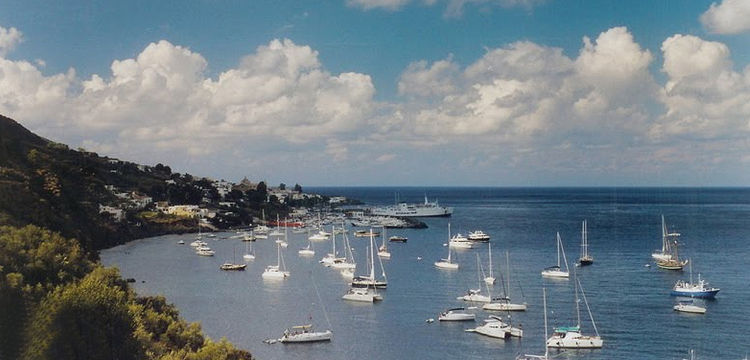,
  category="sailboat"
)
[262,242,290,279]
[351,231,387,288]
[484,243,496,284]
[243,240,256,261]
[220,245,247,271]
[435,223,459,269]
[546,277,603,349]
[298,236,315,256]
[541,232,570,278]
[656,232,688,270]
[457,254,491,303]
[516,288,549,360]
[578,220,593,266]
[270,214,284,237]
[330,227,356,270]
[278,324,332,343]
[652,215,677,261]
[377,227,391,259]
[320,226,345,266]
[670,260,720,298]
[483,251,527,311]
